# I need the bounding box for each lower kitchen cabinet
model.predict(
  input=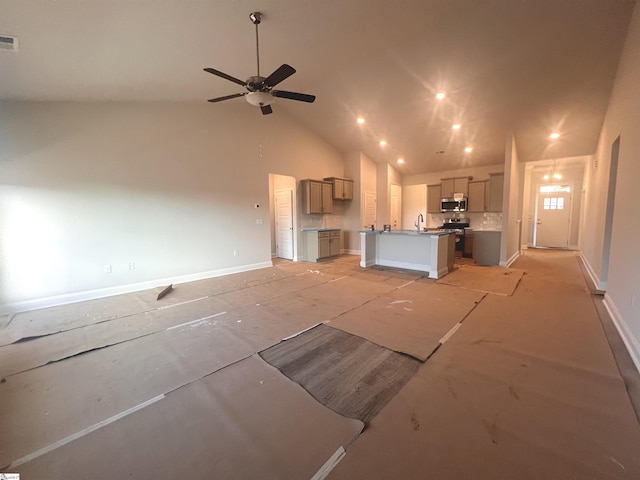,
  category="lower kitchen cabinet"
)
[473,230,501,265]
[303,229,341,262]
[463,231,474,258]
